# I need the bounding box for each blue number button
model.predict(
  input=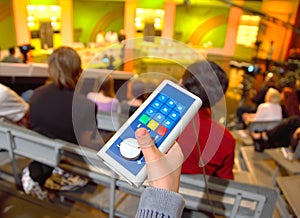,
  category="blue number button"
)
[160,105,171,115]
[163,118,174,128]
[166,99,176,108]
[175,103,185,114]
[157,94,168,103]
[145,107,156,117]
[169,111,180,121]
[154,113,165,122]
[151,100,162,110]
